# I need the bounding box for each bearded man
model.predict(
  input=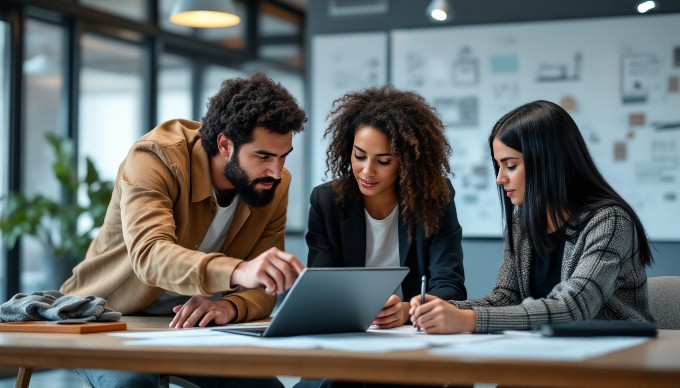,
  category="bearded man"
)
[61,72,307,388]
